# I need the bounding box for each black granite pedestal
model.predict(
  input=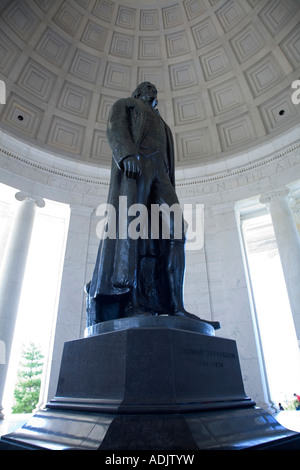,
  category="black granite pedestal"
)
[1,316,300,450]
